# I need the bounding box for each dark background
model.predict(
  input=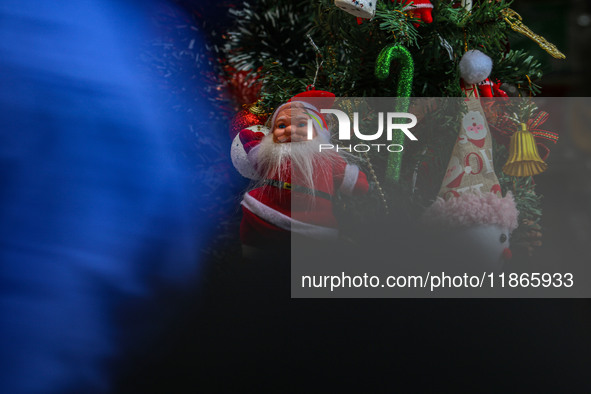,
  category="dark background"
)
[118,0,591,390]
